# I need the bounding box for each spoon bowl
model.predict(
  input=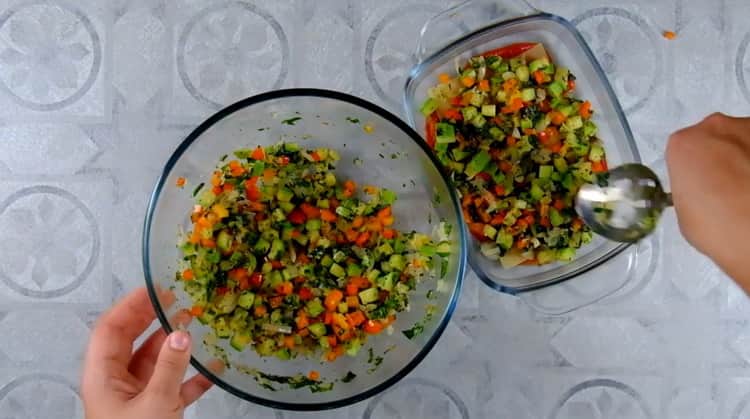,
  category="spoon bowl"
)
[575,164,672,243]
